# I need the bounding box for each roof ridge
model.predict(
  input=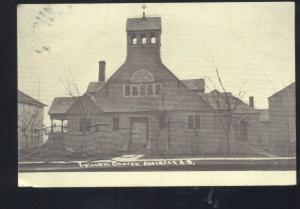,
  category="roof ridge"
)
[18,90,47,107]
